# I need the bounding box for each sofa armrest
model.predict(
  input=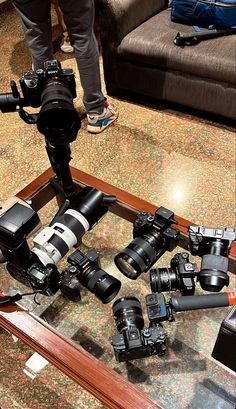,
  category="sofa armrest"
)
[95,0,168,46]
